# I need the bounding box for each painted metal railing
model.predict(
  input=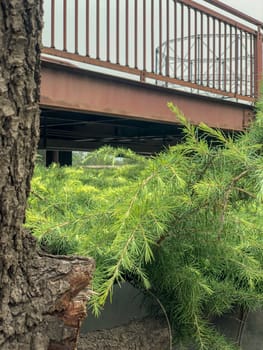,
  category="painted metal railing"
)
[42,0,263,102]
